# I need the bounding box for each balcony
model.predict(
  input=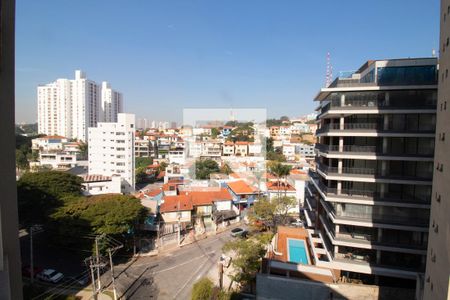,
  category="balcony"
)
[316,123,435,135]
[315,144,377,154]
[329,99,436,111]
